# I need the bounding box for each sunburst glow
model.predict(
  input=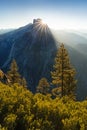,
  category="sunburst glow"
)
[32,18,51,42]
[41,20,47,25]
